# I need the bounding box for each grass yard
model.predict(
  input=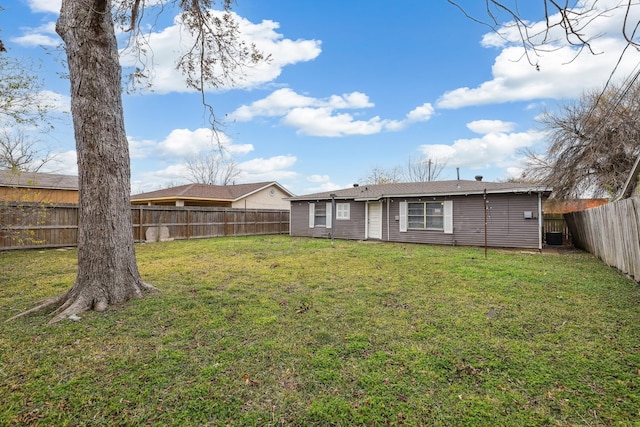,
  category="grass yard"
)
[0,235,638,426]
